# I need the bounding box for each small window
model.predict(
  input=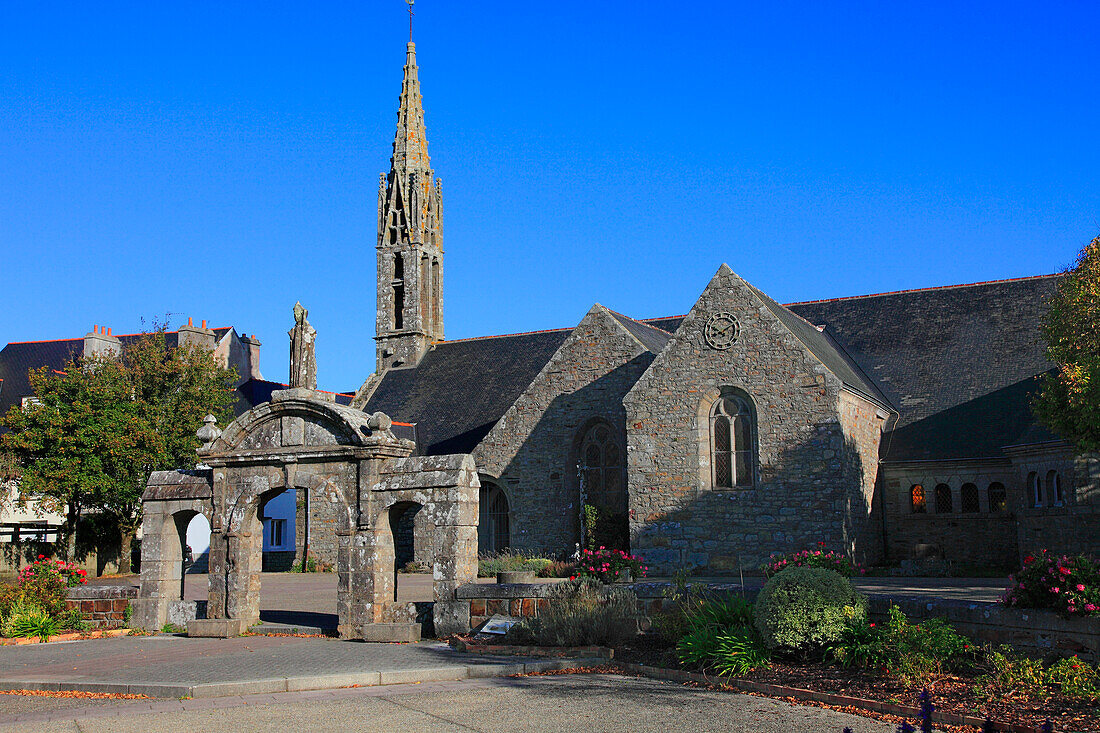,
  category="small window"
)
[1027,472,1042,508]
[960,483,979,513]
[934,483,952,514]
[269,518,286,548]
[1047,470,1064,506]
[478,482,510,555]
[988,482,1007,513]
[910,484,926,514]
